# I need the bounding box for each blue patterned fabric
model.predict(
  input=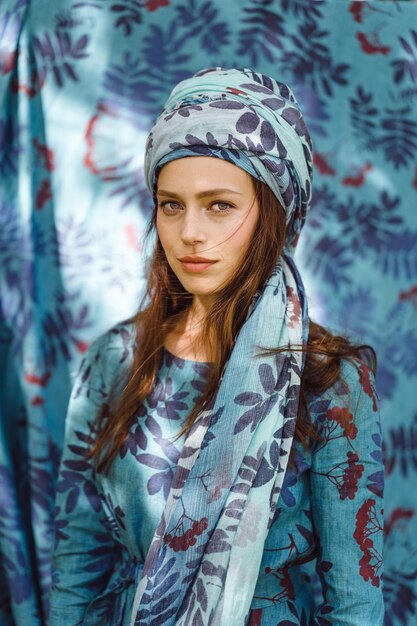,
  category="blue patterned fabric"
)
[49,322,383,626]
[144,67,313,250]
[1,1,417,625]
